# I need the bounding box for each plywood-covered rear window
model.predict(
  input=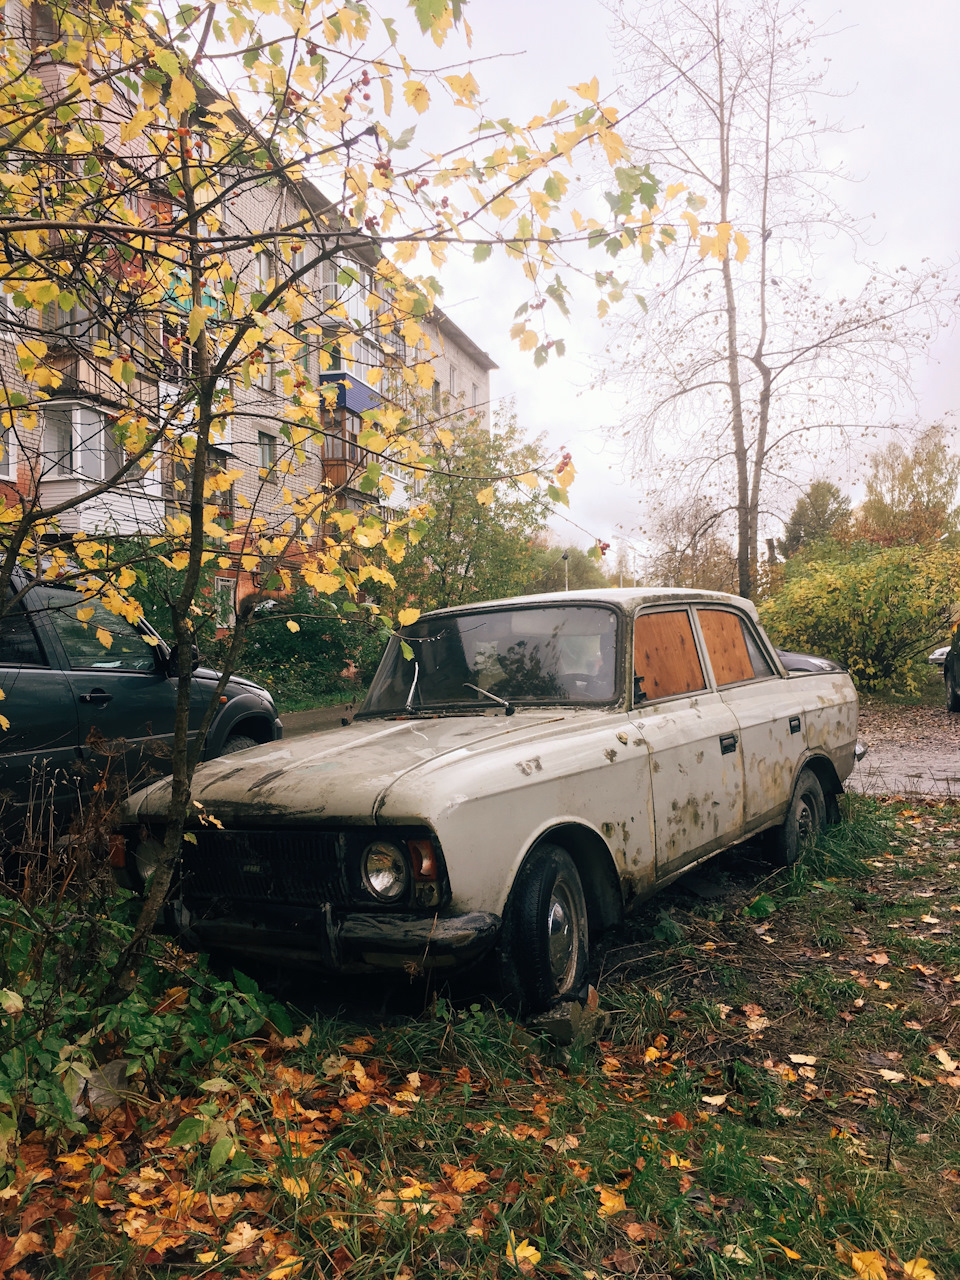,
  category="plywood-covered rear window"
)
[633,610,706,701]
[697,608,774,685]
